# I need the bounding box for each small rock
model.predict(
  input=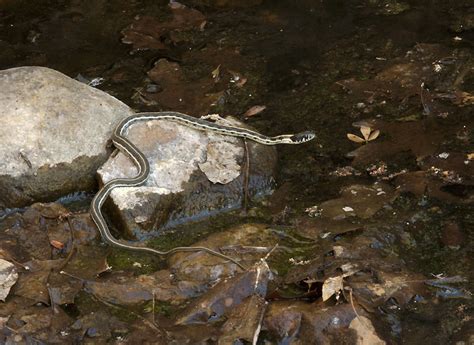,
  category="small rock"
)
[86,327,99,337]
